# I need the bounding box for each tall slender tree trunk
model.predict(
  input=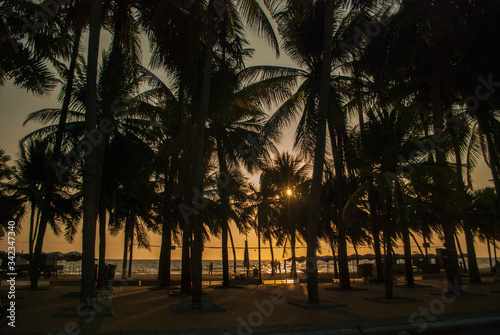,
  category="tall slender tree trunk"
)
[30,22,83,290]
[191,0,216,307]
[395,180,414,287]
[80,0,103,304]
[369,189,384,282]
[422,234,430,272]
[269,237,275,276]
[455,233,467,273]
[28,205,36,264]
[159,160,175,288]
[217,137,230,287]
[493,238,498,264]
[384,197,394,299]
[353,244,359,265]
[330,240,338,279]
[463,217,481,282]
[128,228,133,278]
[306,0,335,304]
[482,119,500,212]
[410,232,424,257]
[181,224,192,294]
[487,237,493,271]
[431,74,462,295]
[257,215,262,284]
[229,226,237,274]
[291,230,297,281]
[122,215,130,280]
[451,117,481,282]
[96,189,107,289]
